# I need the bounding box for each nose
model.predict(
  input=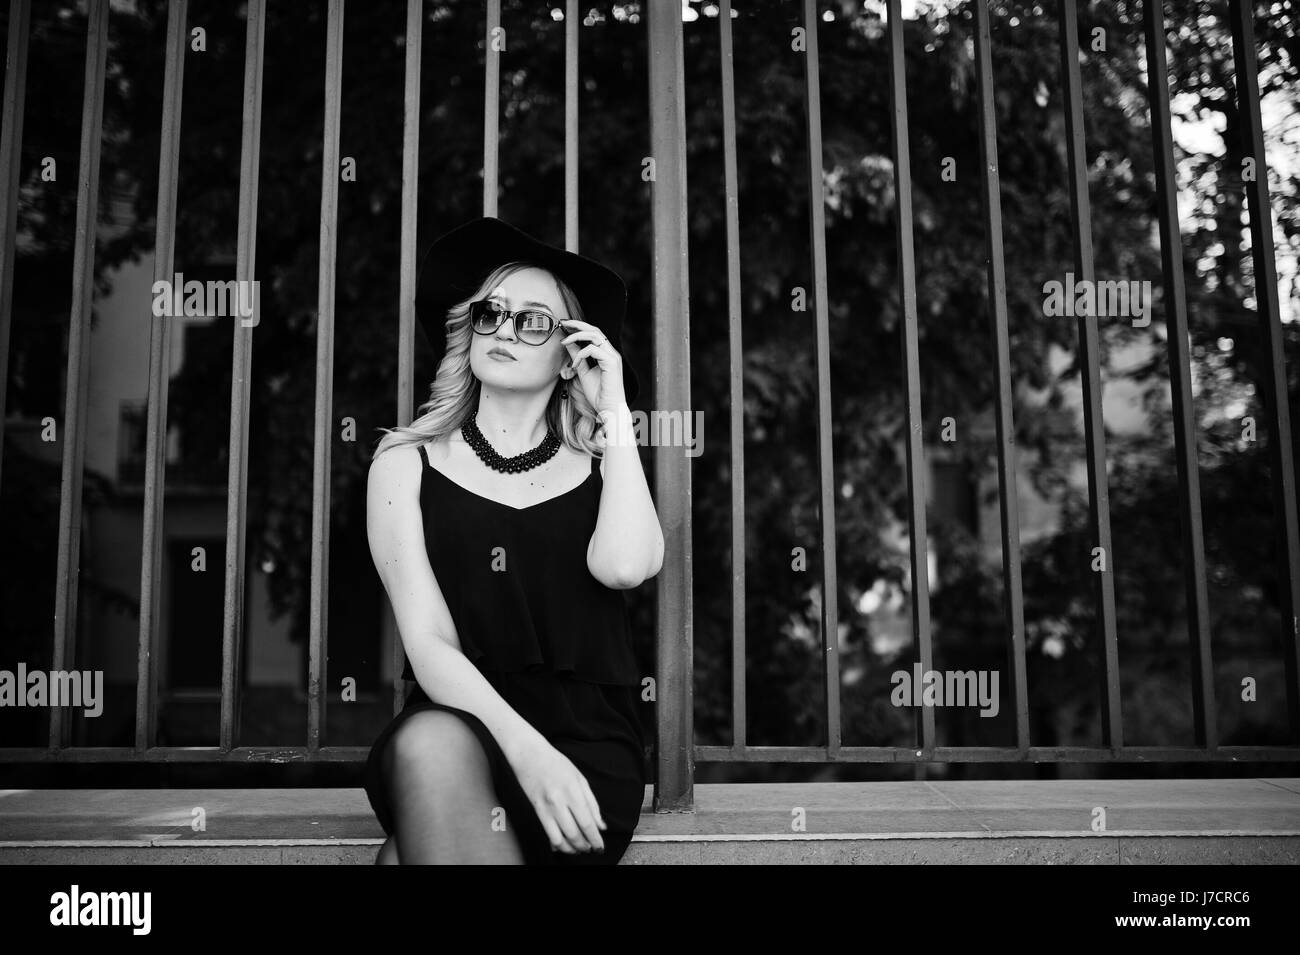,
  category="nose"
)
[493,315,518,342]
